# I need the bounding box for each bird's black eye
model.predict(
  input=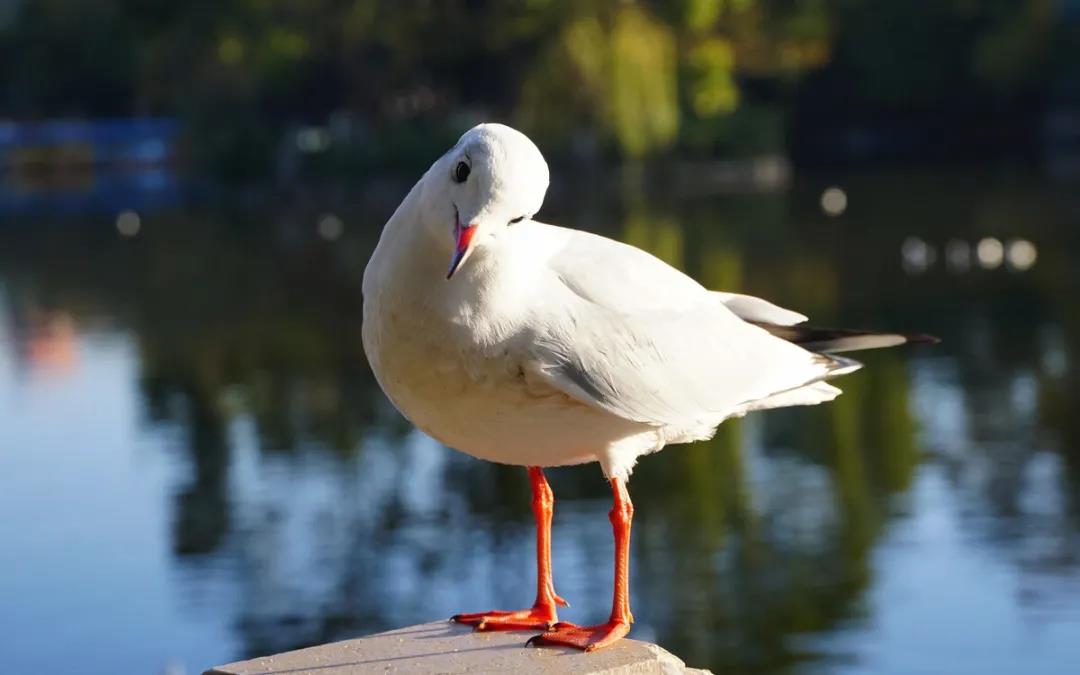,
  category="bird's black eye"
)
[509,215,525,225]
[453,161,470,183]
